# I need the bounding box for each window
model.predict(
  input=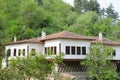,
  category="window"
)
[71,46,75,55]
[31,49,36,56]
[77,47,81,55]
[23,49,25,56]
[47,47,51,55]
[82,47,86,55]
[51,47,53,53]
[54,46,57,54]
[7,49,11,57]
[18,49,21,56]
[45,47,47,54]
[65,46,86,55]
[14,49,16,56]
[113,50,116,56]
[45,46,57,55]
[31,49,35,53]
[66,46,70,55]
